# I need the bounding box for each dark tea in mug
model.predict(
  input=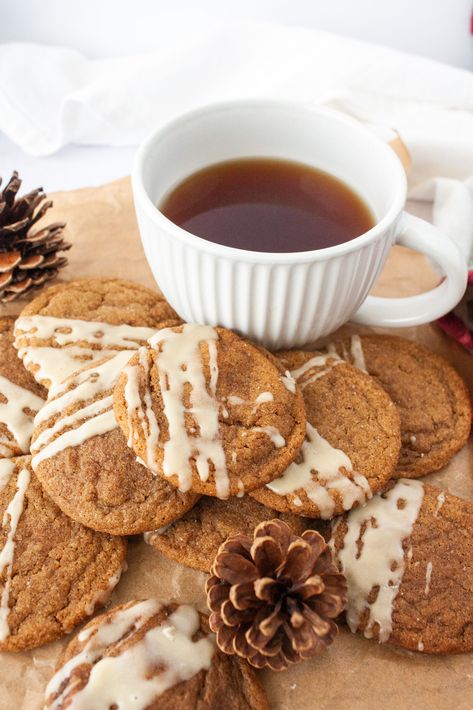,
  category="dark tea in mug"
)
[160,157,374,253]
